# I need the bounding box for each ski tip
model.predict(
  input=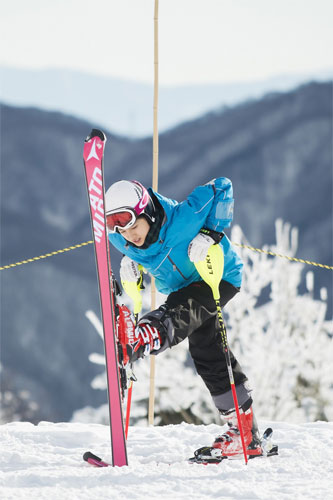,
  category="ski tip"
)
[83,451,102,462]
[83,451,110,467]
[85,129,106,143]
